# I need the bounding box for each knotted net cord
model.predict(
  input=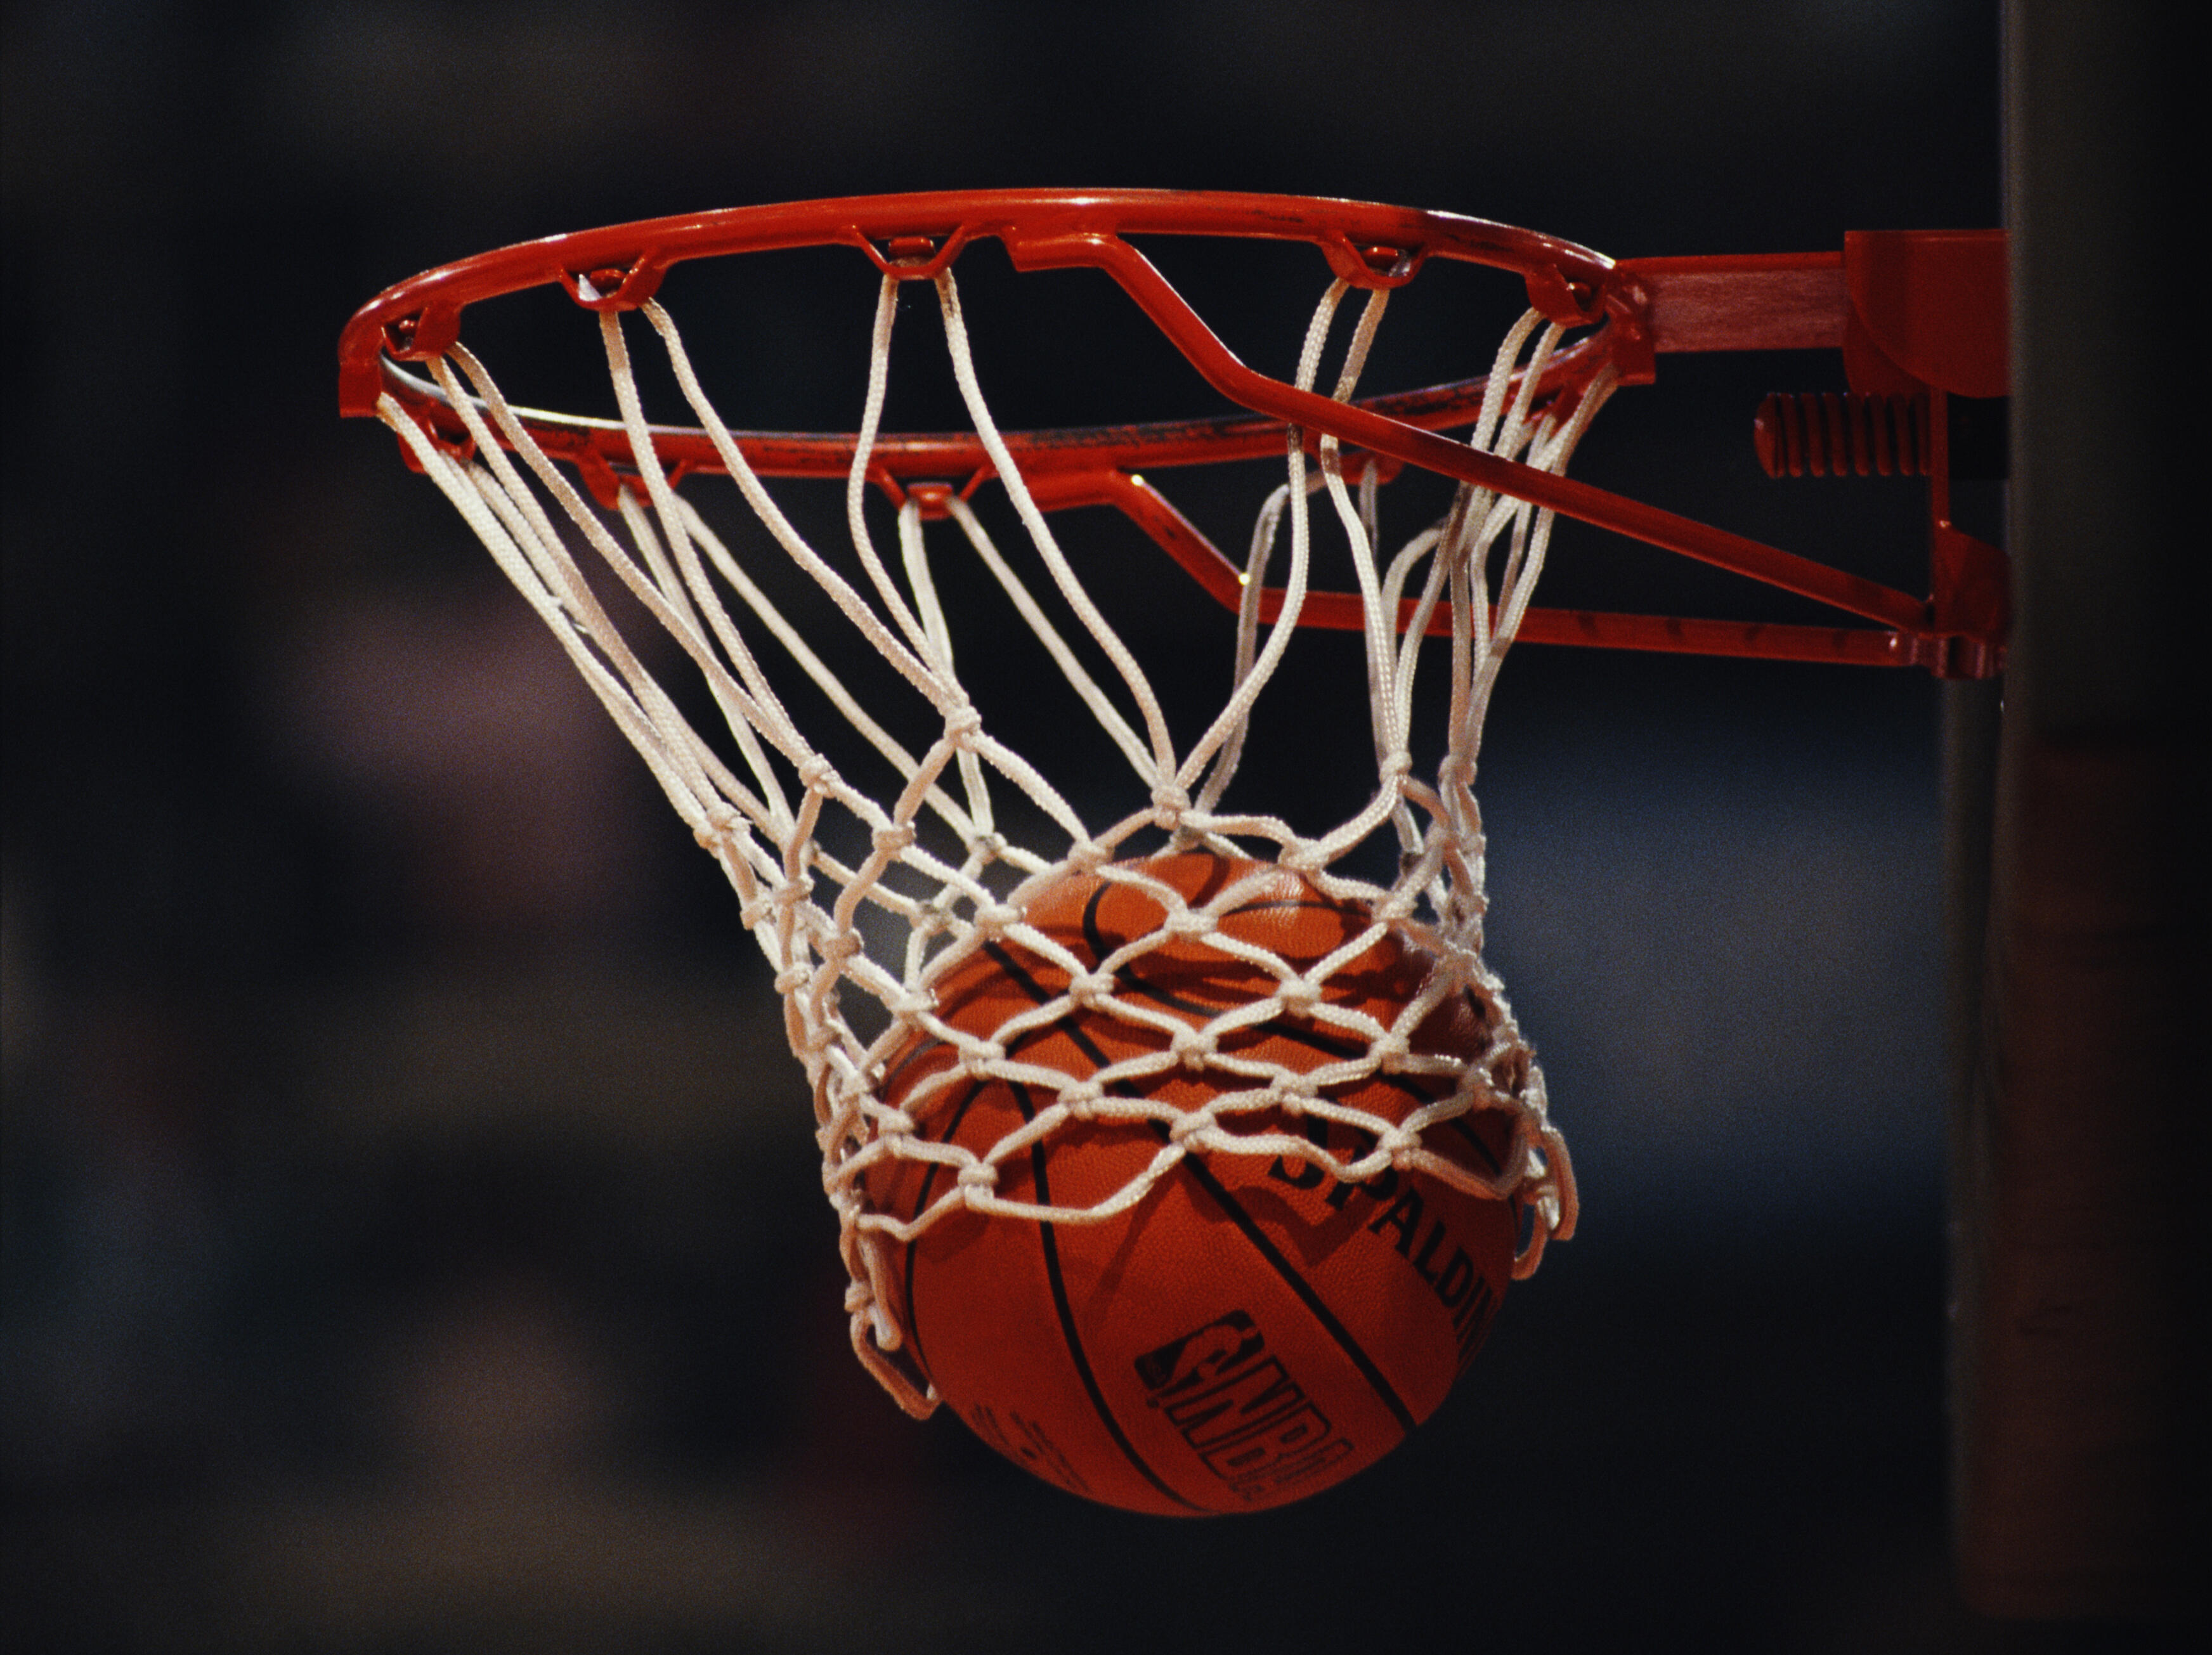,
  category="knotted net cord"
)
[377,264,1614,1416]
